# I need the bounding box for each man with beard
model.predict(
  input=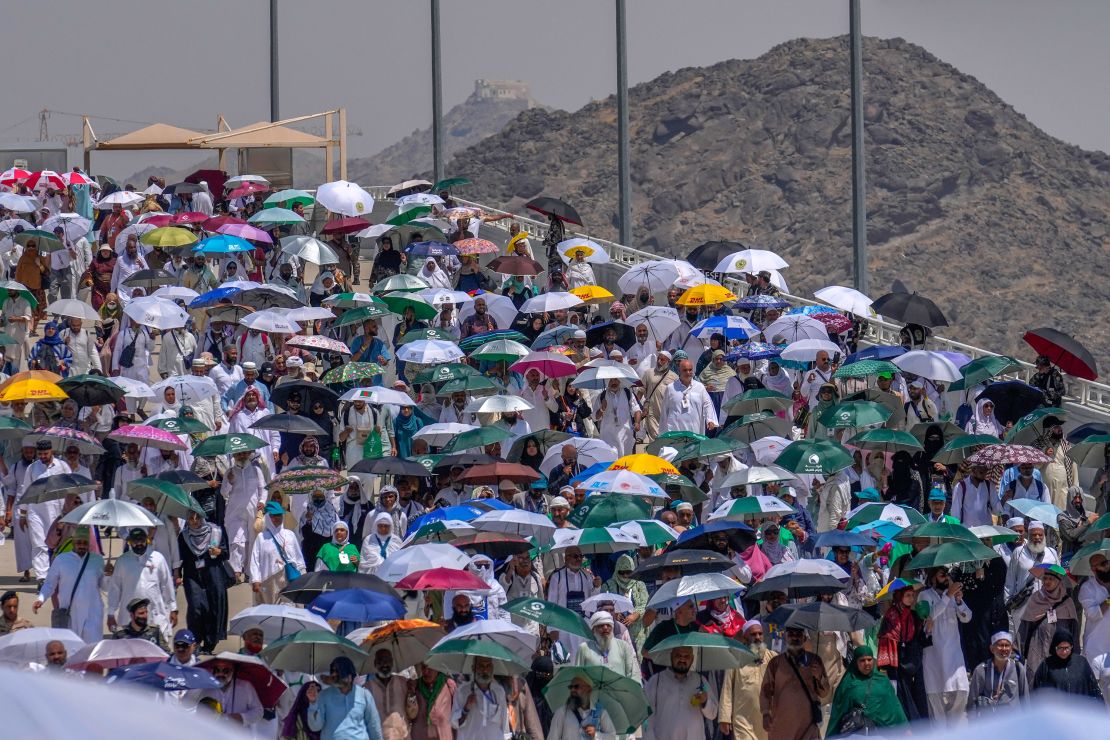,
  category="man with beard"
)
[1004,520,1060,622]
[107,529,178,643]
[667,306,706,366]
[720,620,776,740]
[951,463,1001,527]
[349,318,390,385]
[499,553,544,635]
[760,627,829,740]
[366,648,412,739]
[595,377,641,457]
[111,597,167,650]
[460,296,496,338]
[200,657,266,729]
[626,321,658,369]
[445,593,477,631]
[43,640,69,671]
[660,359,718,435]
[547,446,583,495]
[546,546,598,617]
[644,645,718,740]
[1042,418,1079,510]
[494,409,530,440]
[904,379,938,425]
[1078,553,1110,652]
[574,610,641,683]
[439,390,472,425]
[548,672,617,740]
[34,526,105,643]
[452,655,509,740]
[918,566,972,725]
[223,449,269,581]
[515,368,552,434]
[705,530,754,586]
[19,439,71,586]
[1030,355,1066,408]
[109,234,148,304]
